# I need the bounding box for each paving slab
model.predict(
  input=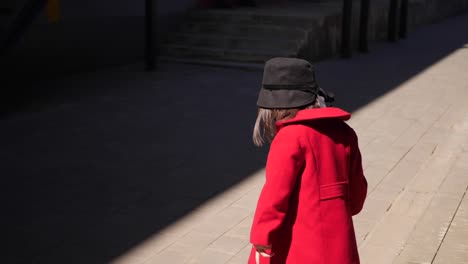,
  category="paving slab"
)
[432,189,468,264]
[3,9,468,264]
